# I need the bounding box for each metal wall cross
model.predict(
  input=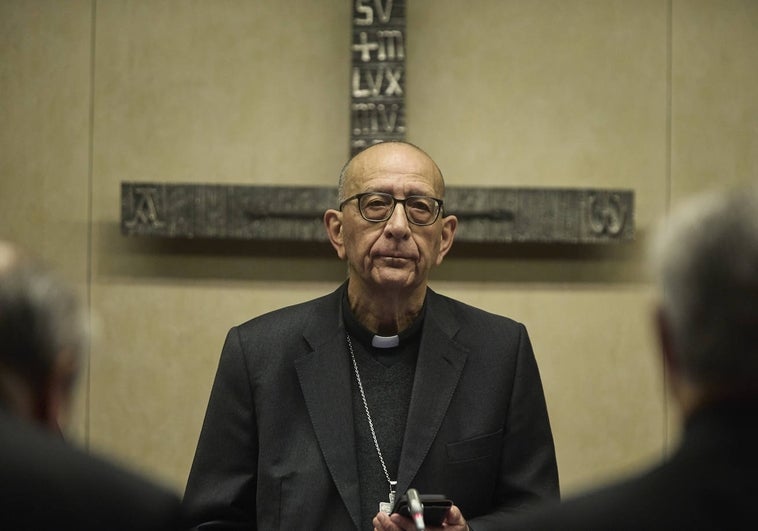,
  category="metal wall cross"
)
[121,1,634,245]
